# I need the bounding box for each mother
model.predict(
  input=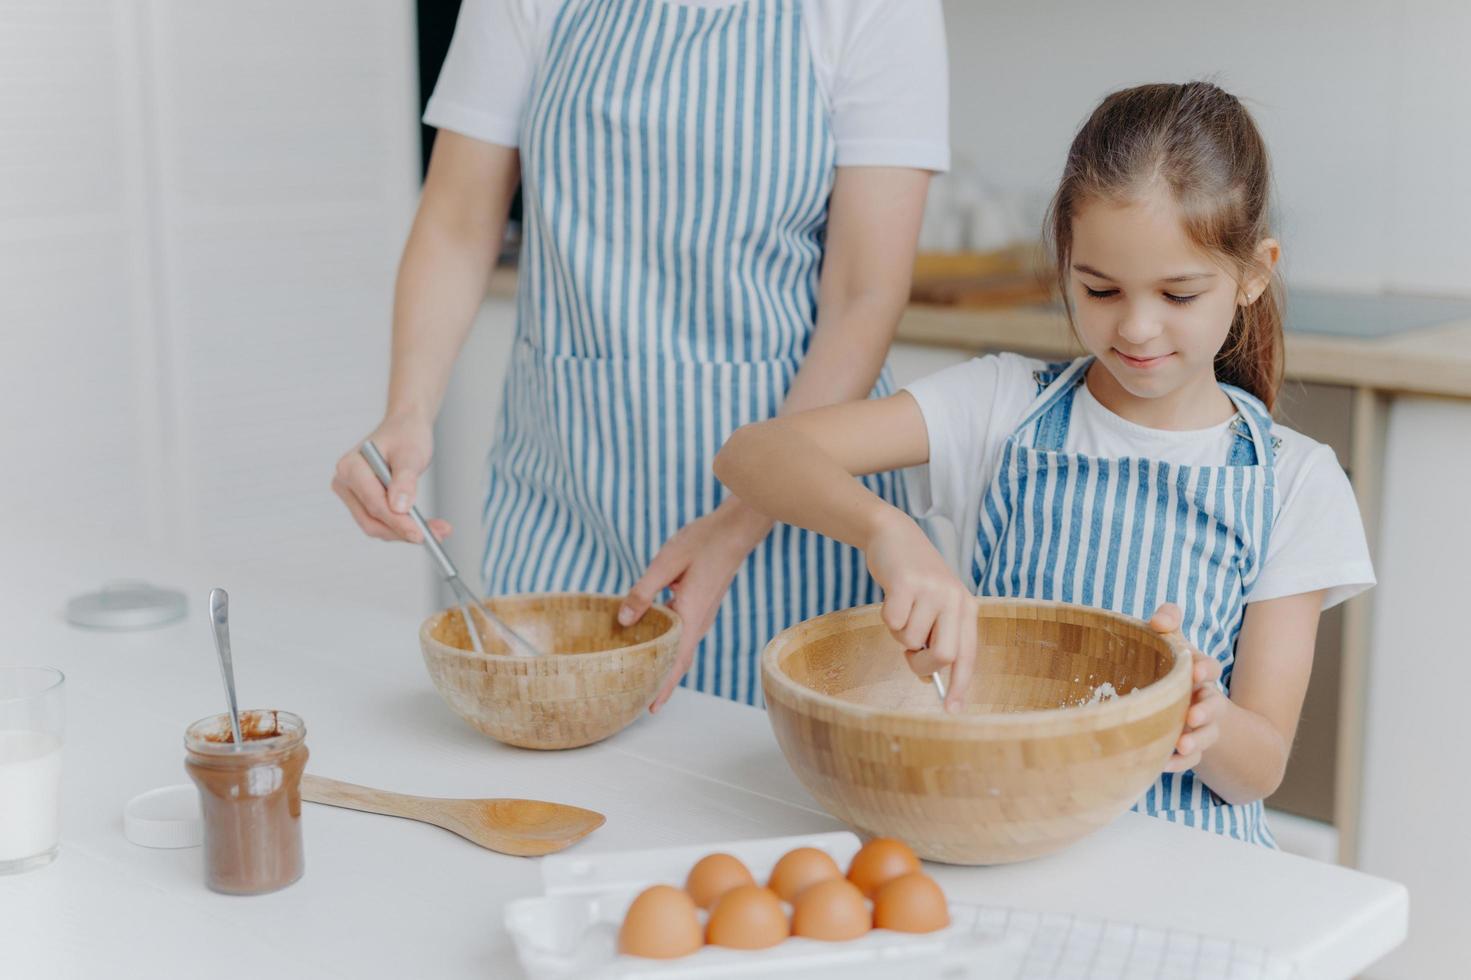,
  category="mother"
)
[333,0,948,709]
